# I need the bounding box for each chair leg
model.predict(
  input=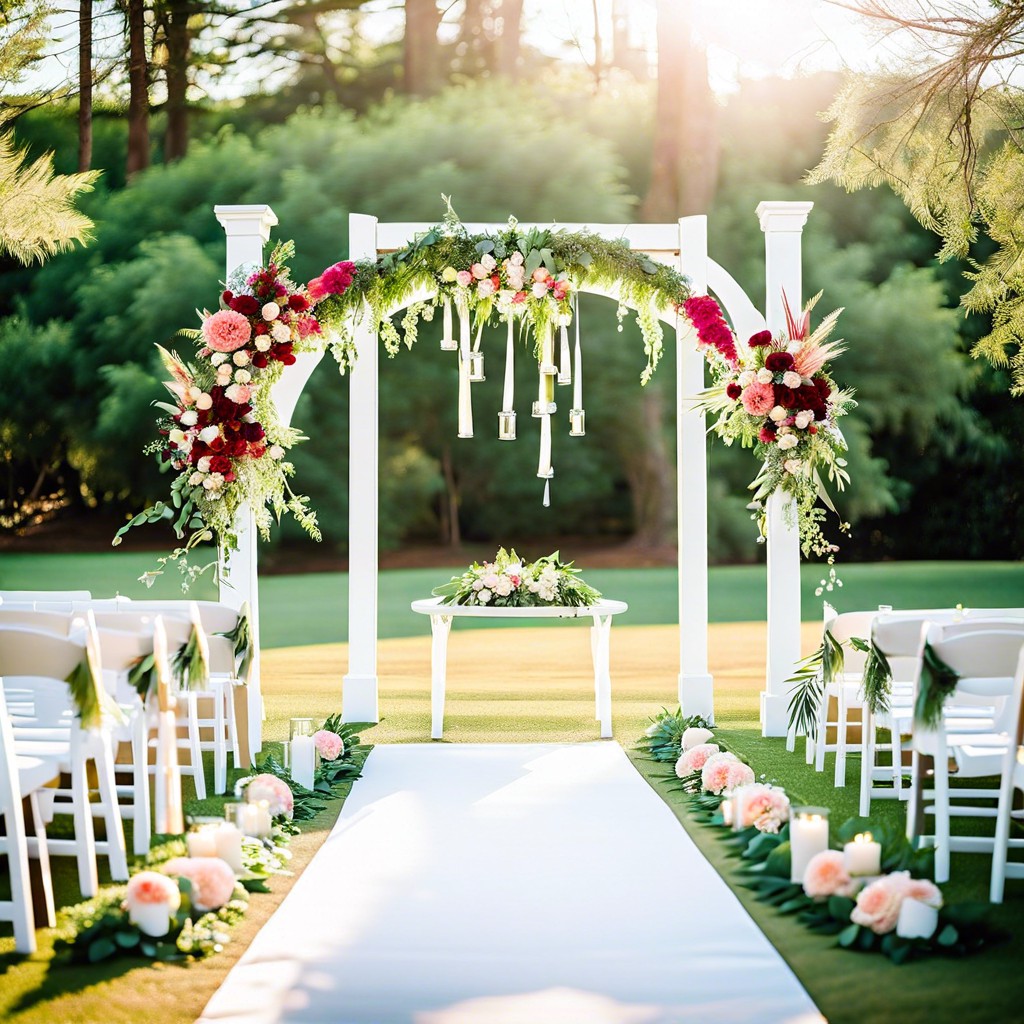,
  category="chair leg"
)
[859,705,872,817]
[814,691,829,773]
[213,686,227,796]
[70,750,99,898]
[990,754,1016,903]
[805,733,815,766]
[933,752,951,884]
[834,687,847,788]
[906,749,921,843]
[227,682,241,770]
[187,694,206,801]
[95,746,129,881]
[132,714,151,856]
[27,792,55,928]
[3,800,37,953]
